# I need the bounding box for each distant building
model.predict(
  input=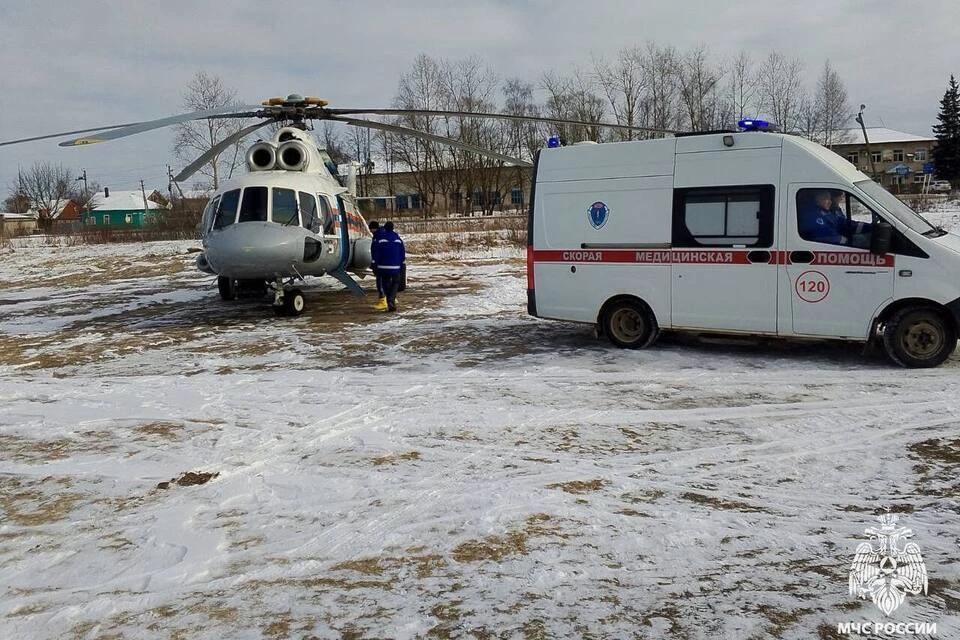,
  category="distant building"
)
[83,189,166,228]
[0,211,39,237]
[43,198,83,222]
[24,199,82,224]
[830,128,937,192]
[360,166,533,217]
